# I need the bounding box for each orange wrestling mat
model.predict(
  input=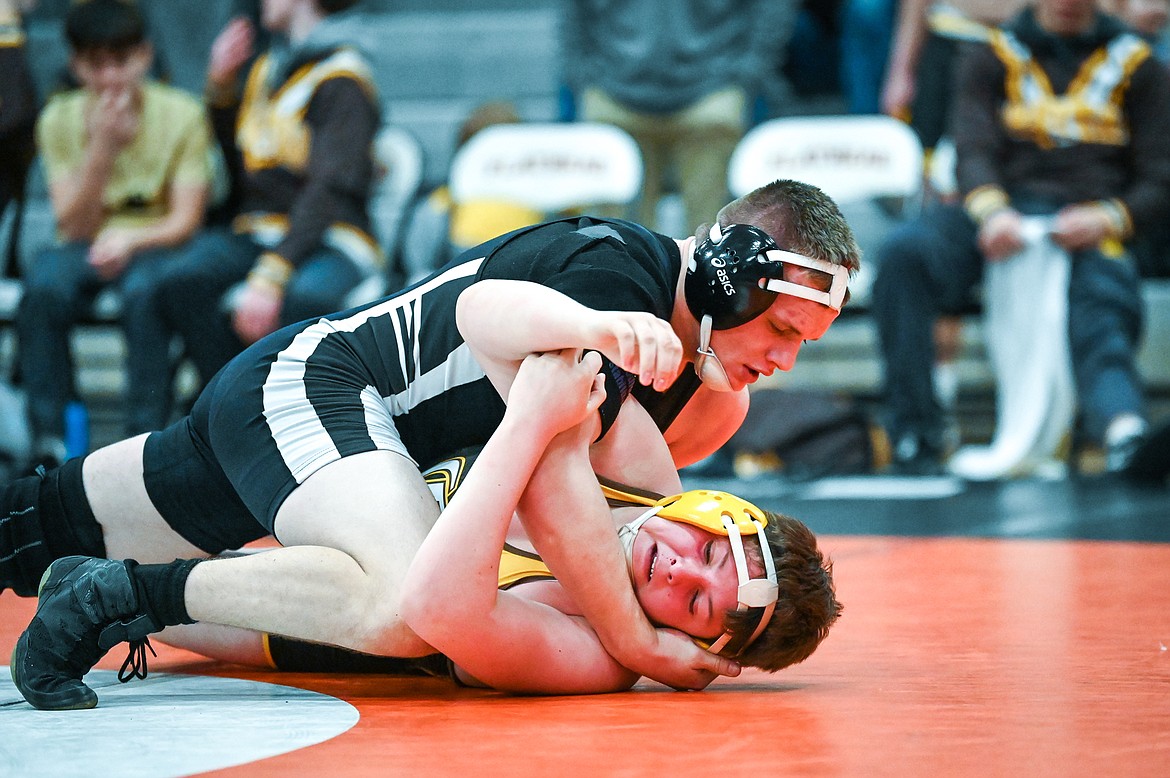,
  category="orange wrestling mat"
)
[4,535,1169,777]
